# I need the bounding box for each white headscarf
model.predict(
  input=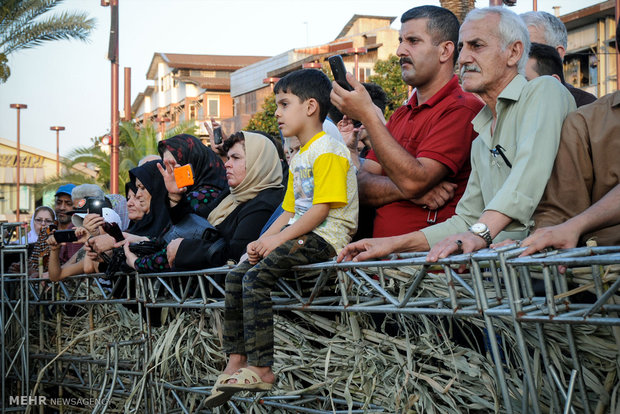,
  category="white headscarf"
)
[27,206,56,243]
[207,132,283,226]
